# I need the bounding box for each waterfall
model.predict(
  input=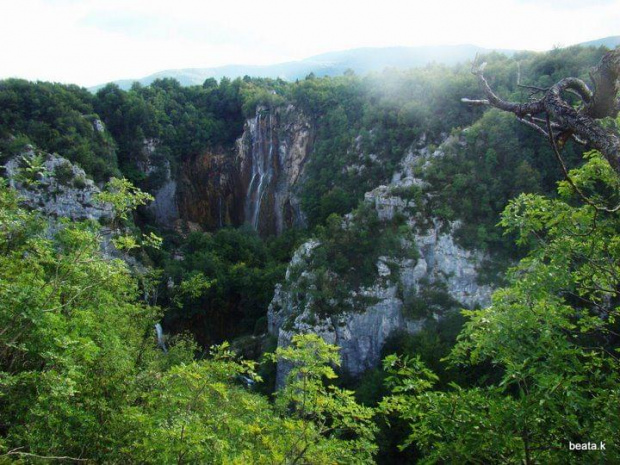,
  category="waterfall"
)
[245,111,276,230]
[236,374,256,388]
[154,323,167,353]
